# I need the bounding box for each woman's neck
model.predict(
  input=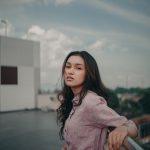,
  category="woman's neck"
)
[71,86,82,96]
